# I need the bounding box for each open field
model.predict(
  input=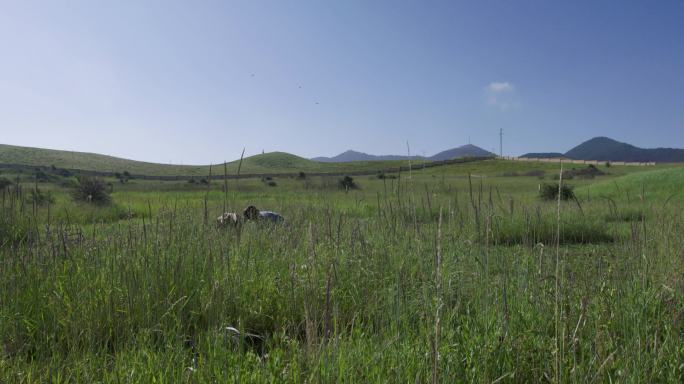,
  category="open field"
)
[1,159,683,382]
